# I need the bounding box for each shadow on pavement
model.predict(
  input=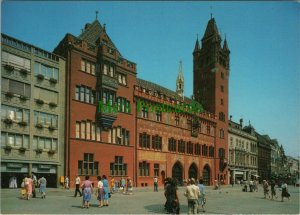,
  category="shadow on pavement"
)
[144,204,165,214]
